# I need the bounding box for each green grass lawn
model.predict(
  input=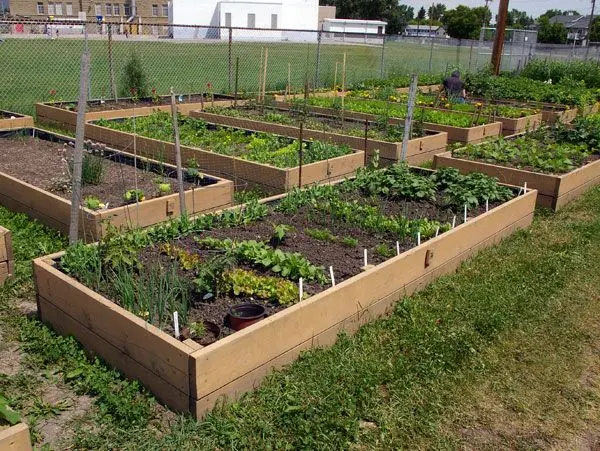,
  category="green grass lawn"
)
[1,184,600,448]
[0,37,482,115]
